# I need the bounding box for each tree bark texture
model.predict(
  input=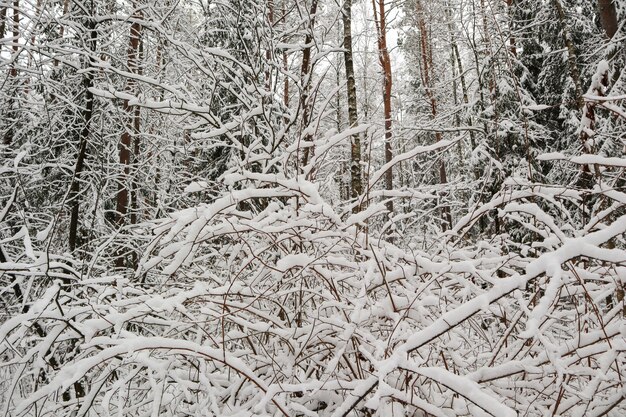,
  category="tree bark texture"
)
[0,6,7,49]
[116,10,142,227]
[598,0,619,39]
[343,0,363,210]
[68,17,96,252]
[9,0,19,78]
[372,0,394,215]
[299,0,319,170]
